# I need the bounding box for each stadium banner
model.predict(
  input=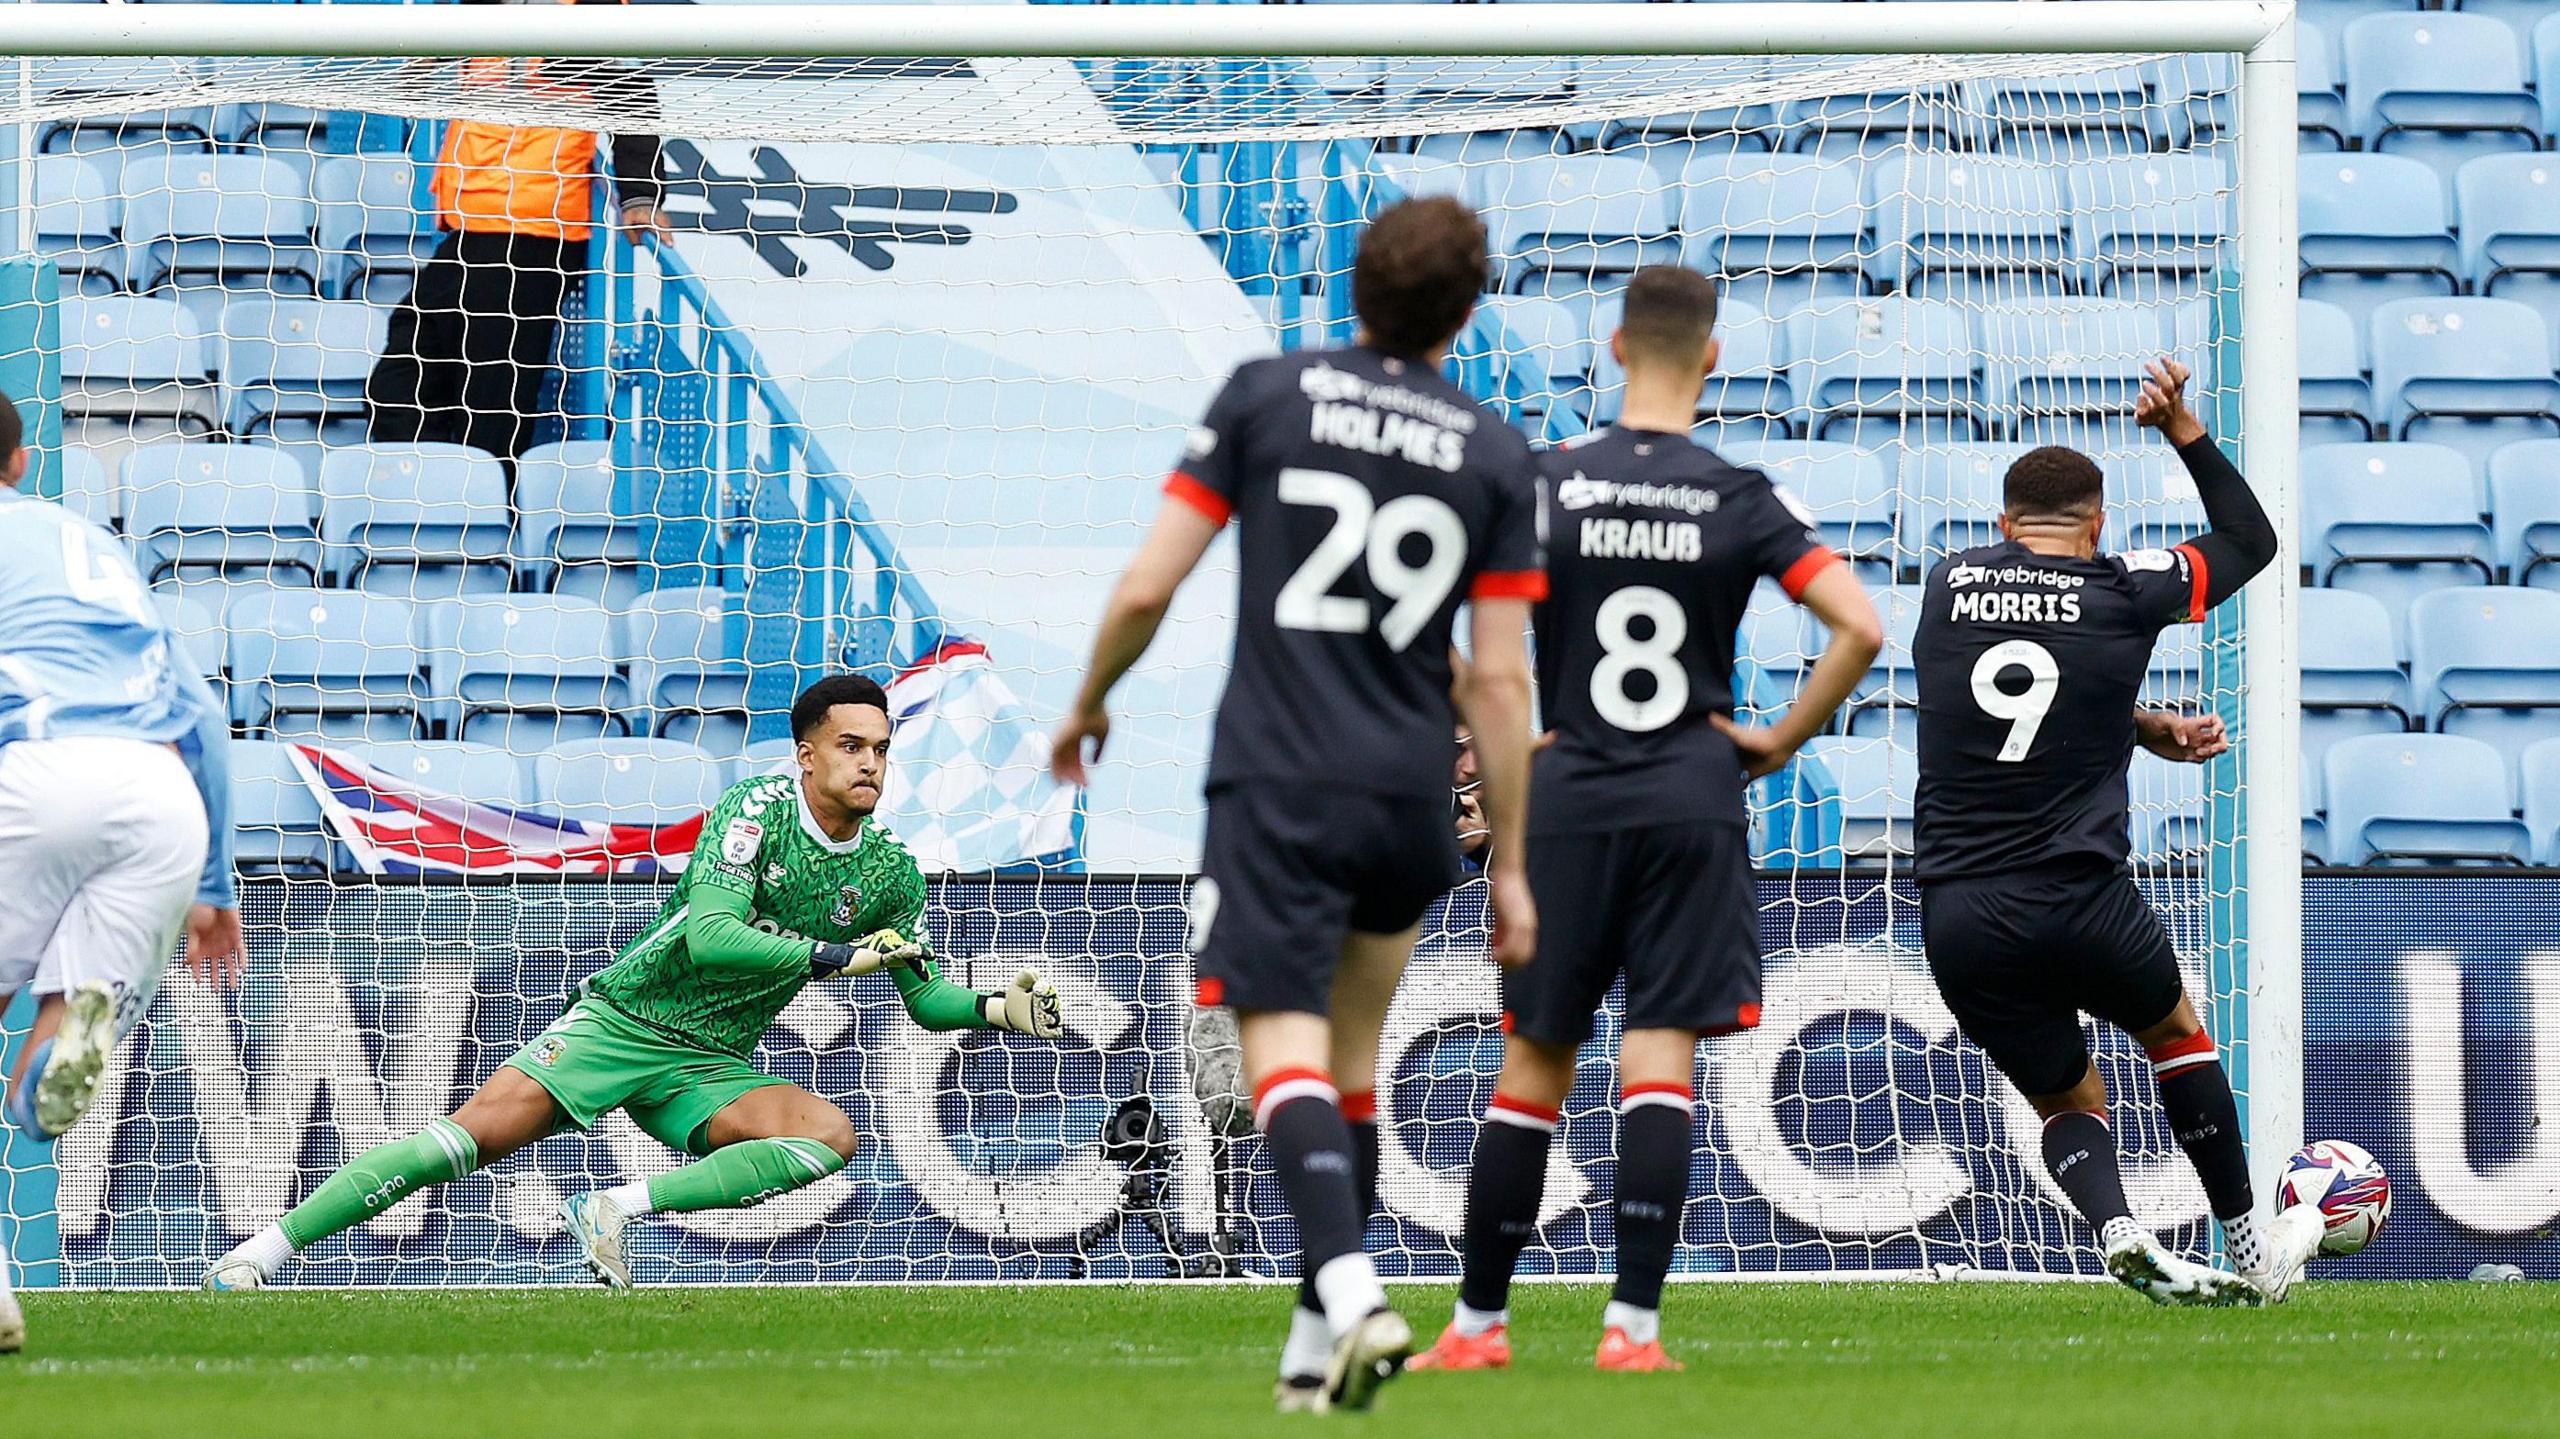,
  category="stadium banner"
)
[14,875,2552,1286]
